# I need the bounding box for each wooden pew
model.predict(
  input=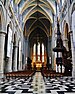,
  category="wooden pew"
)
[5,70,35,79]
[42,70,64,78]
